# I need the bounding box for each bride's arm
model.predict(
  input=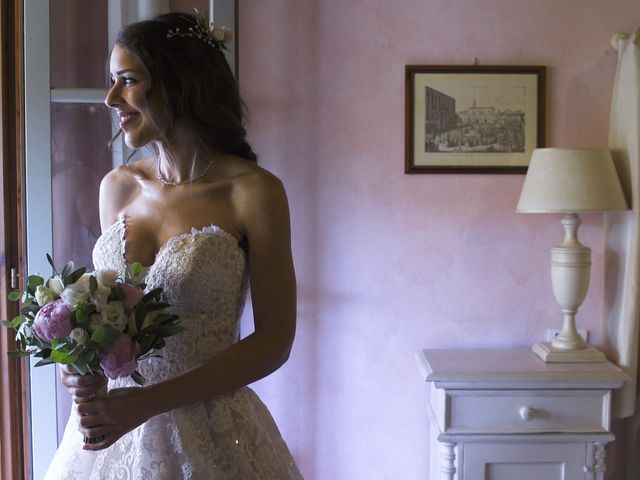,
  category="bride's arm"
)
[78,170,297,449]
